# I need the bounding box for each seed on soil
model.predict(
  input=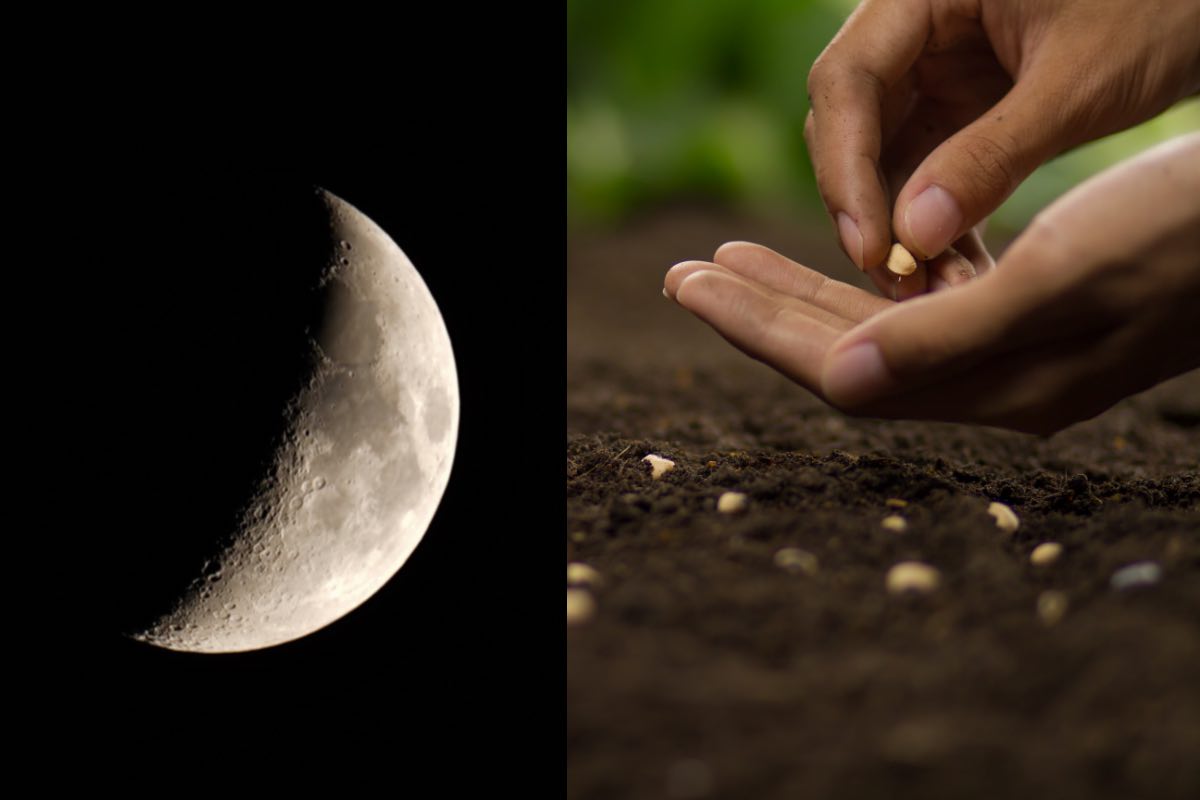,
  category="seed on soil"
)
[717,491,748,513]
[567,562,602,587]
[1037,590,1068,626]
[642,454,676,480]
[987,501,1020,533]
[886,562,940,595]
[881,514,908,533]
[885,498,908,509]
[885,242,918,276]
[1110,561,1162,591]
[774,547,818,576]
[1030,542,1062,566]
[706,460,717,468]
[567,588,596,626]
